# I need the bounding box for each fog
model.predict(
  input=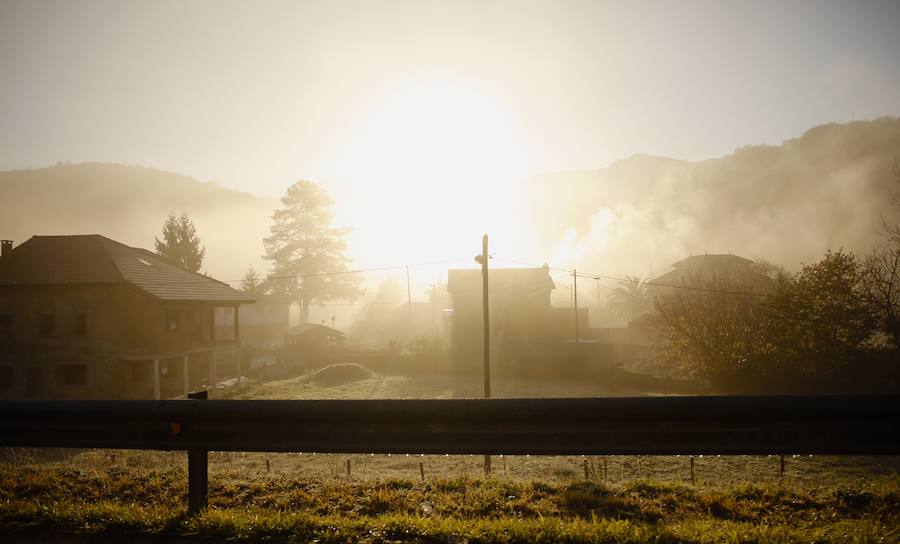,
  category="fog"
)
[530,119,900,281]
[1,1,900,390]
[3,117,899,330]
